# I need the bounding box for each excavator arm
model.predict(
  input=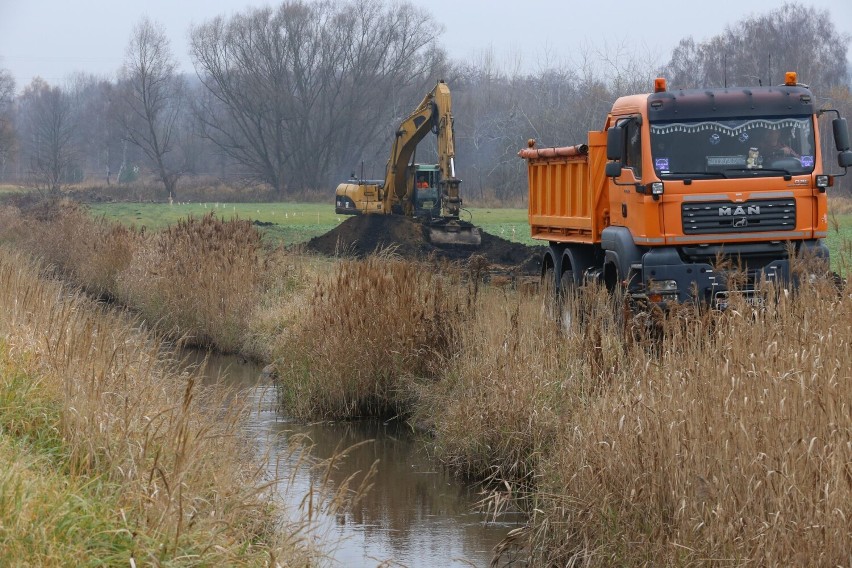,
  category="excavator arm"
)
[382,80,462,218]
